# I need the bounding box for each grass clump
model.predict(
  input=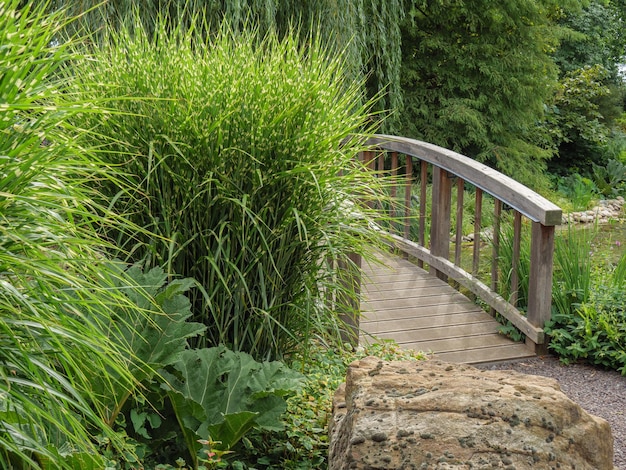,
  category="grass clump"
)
[546,228,626,374]
[68,18,384,361]
[0,2,165,467]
